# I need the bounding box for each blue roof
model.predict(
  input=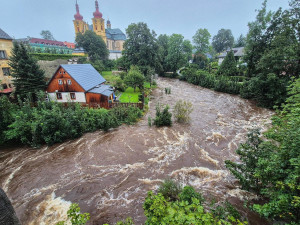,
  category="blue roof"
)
[105,28,126,41]
[61,64,106,91]
[88,84,114,97]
